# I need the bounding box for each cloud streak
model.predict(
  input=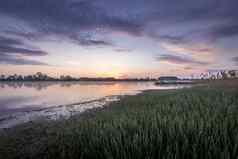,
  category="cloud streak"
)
[157,54,209,65]
[0,55,48,65]
[0,36,48,65]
